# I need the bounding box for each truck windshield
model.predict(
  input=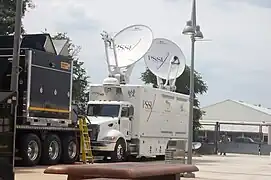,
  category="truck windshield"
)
[87,104,120,117]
